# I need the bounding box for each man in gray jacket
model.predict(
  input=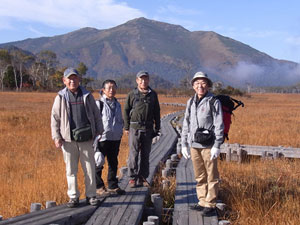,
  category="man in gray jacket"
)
[181,71,224,216]
[95,79,125,196]
[51,67,103,208]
